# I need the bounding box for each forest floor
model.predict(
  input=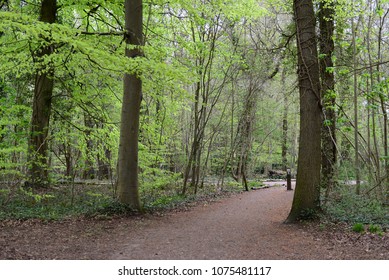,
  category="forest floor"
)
[0,183,388,260]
